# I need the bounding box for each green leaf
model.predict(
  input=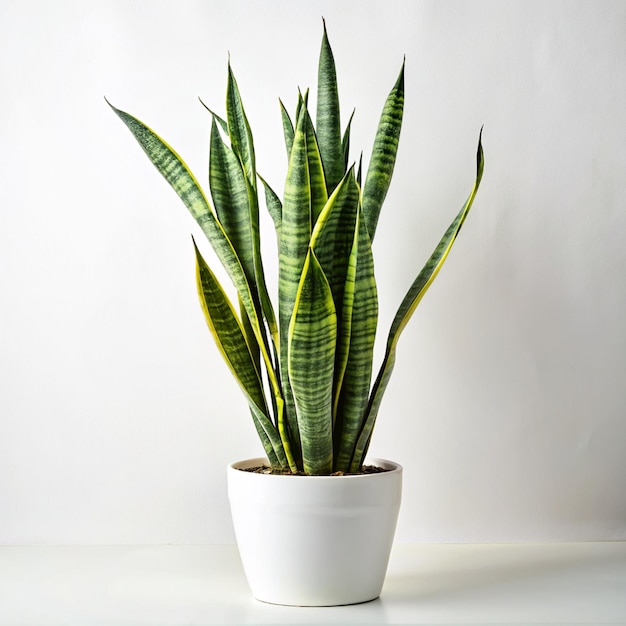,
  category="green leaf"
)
[350,131,485,471]
[210,114,279,393]
[316,20,344,194]
[307,168,376,472]
[213,75,280,364]
[277,104,329,466]
[108,101,294,470]
[341,109,355,170]
[242,169,279,356]
[198,98,228,134]
[209,117,256,285]
[223,77,280,359]
[304,108,329,225]
[310,167,359,329]
[247,403,280,468]
[296,88,309,121]
[226,62,256,186]
[288,250,337,475]
[258,174,282,237]
[279,99,294,158]
[239,294,260,375]
[362,59,405,241]
[194,240,287,468]
[108,102,259,336]
[309,170,361,464]
[333,207,378,472]
[278,105,312,462]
